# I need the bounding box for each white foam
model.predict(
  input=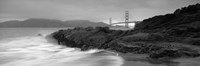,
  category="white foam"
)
[0,36,124,66]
